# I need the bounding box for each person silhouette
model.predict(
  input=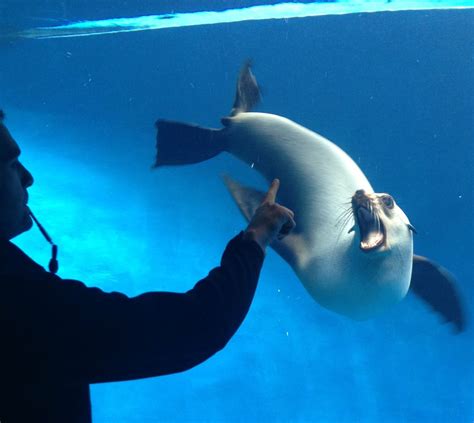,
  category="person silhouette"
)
[0,110,295,422]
